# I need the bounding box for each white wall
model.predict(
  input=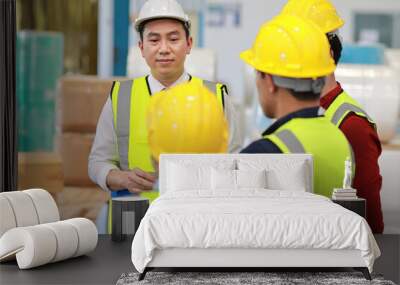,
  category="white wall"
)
[332,0,400,44]
[127,0,400,101]
[204,0,286,101]
[204,0,400,102]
